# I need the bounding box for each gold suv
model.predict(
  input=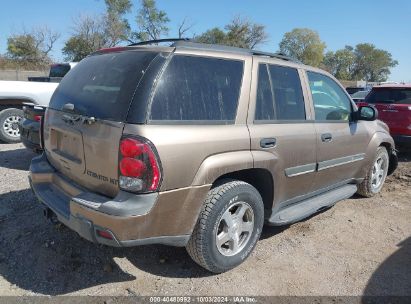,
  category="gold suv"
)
[30,40,398,273]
